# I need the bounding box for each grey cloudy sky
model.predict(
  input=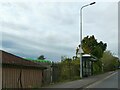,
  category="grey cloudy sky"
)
[0,0,118,62]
